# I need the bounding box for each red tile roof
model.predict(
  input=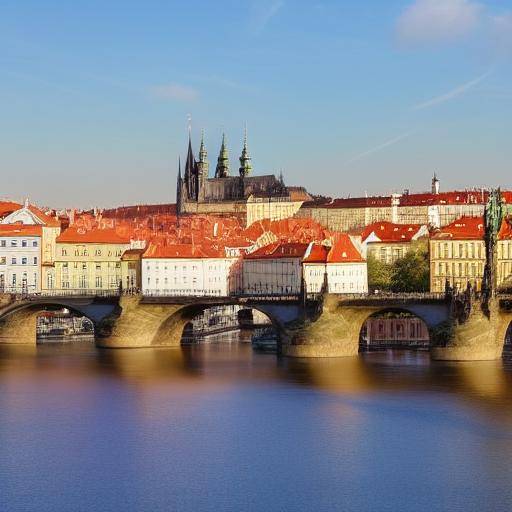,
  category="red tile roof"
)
[0,225,42,237]
[0,201,22,217]
[245,242,310,260]
[303,234,364,264]
[57,227,130,244]
[499,217,512,240]
[360,222,426,243]
[143,243,225,259]
[431,216,484,240]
